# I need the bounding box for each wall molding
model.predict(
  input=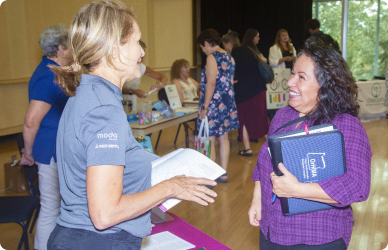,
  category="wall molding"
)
[0,78,30,85]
